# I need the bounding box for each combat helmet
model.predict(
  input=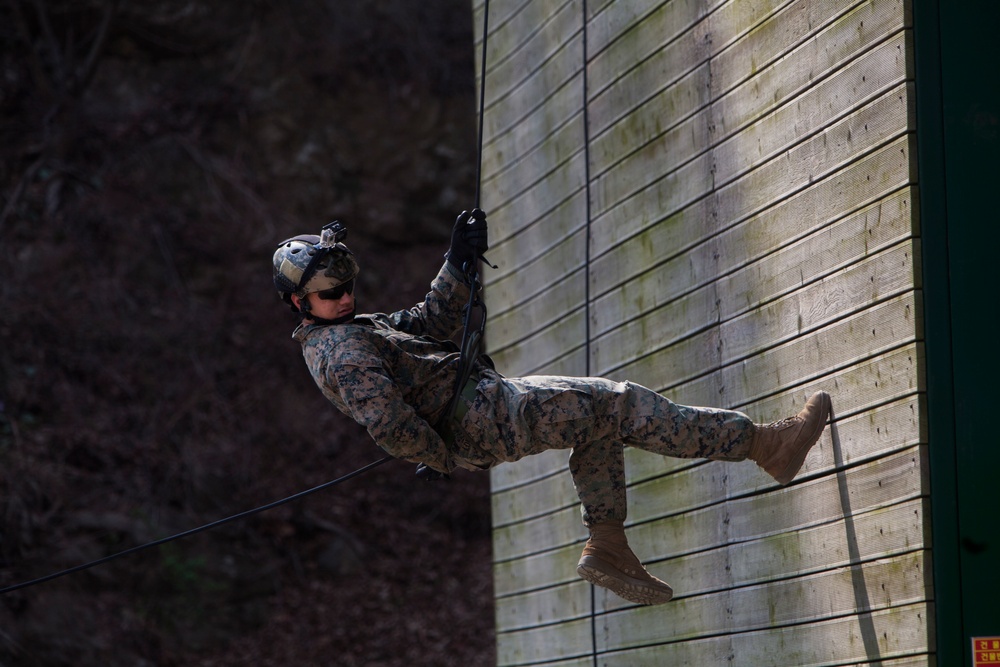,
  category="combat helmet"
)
[272,221,359,312]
